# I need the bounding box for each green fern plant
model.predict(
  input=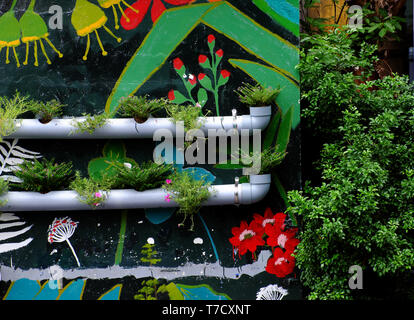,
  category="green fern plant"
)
[165,103,204,131]
[235,82,280,107]
[118,95,167,123]
[30,99,65,124]
[0,91,33,141]
[165,103,207,150]
[163,170,213,231]
[110,160,173,191]
[13,158,74,193]
[70,171,113,208]
[71,113,109,134]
